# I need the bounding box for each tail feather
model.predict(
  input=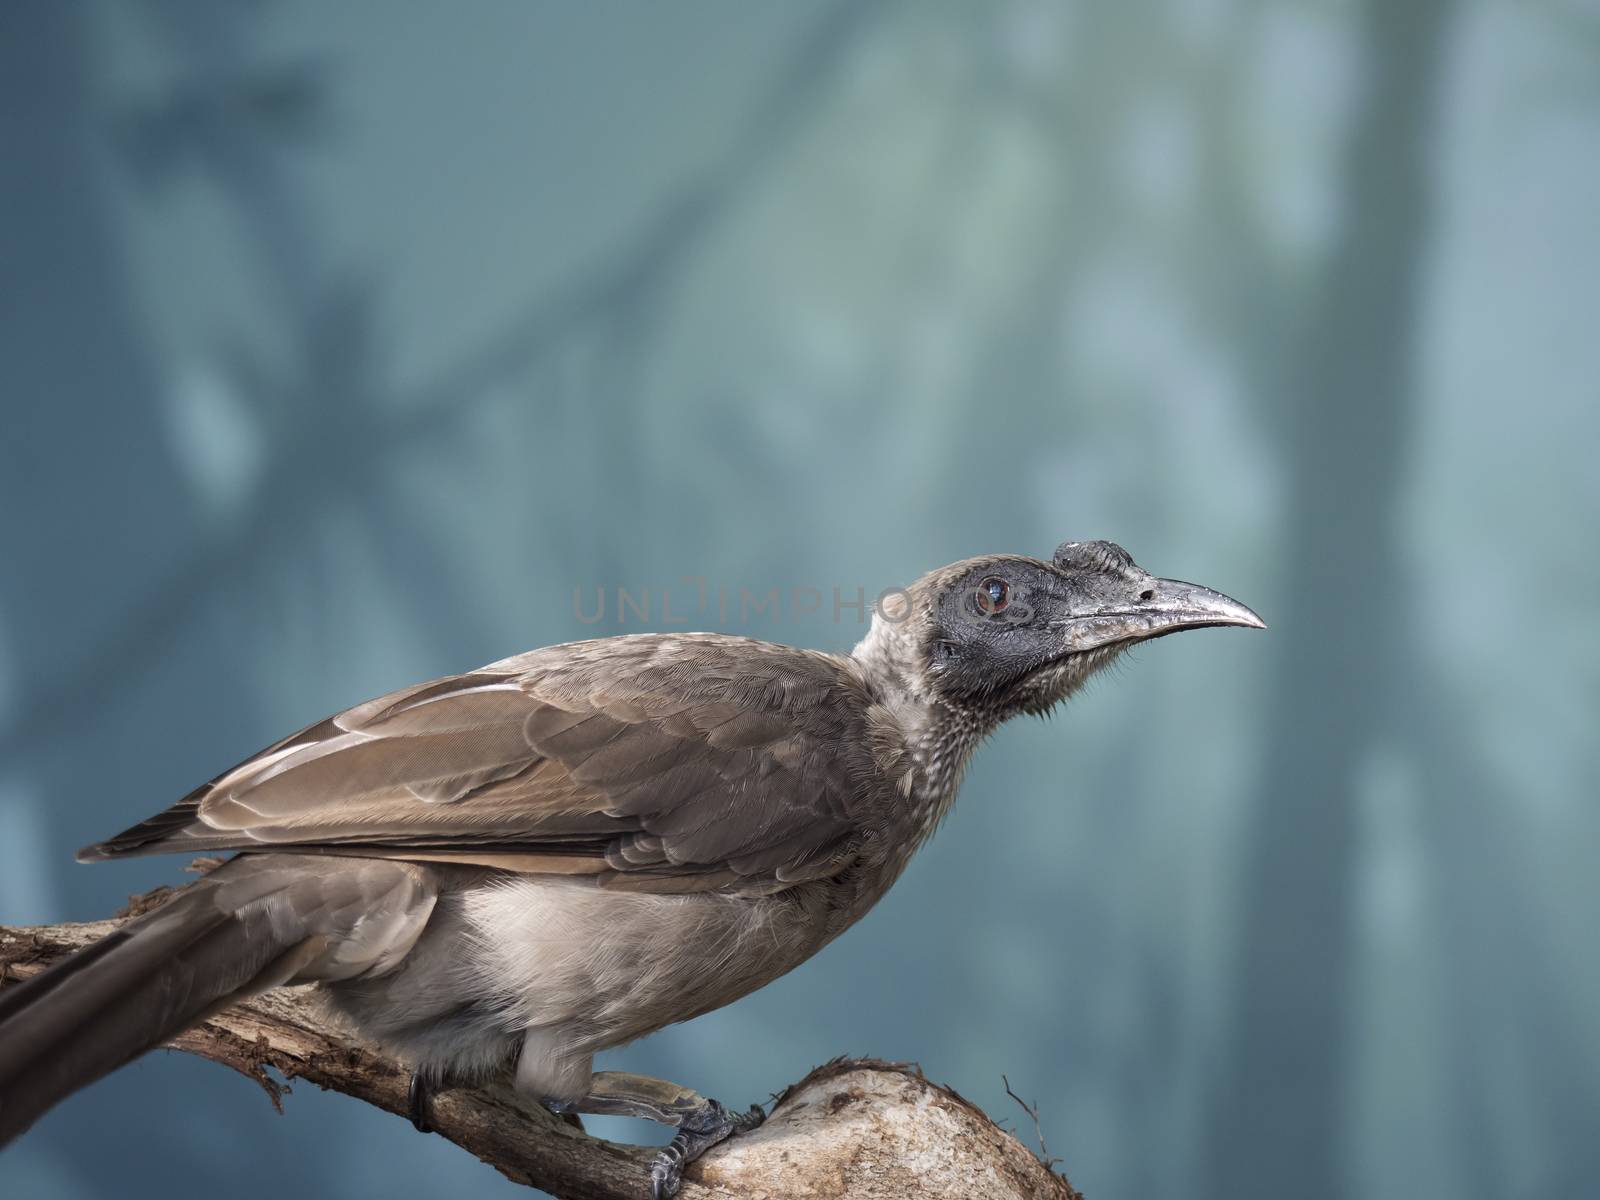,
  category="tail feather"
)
[0,924,136,1026]
[0,868,303,1146]
[0,853,437,1148]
